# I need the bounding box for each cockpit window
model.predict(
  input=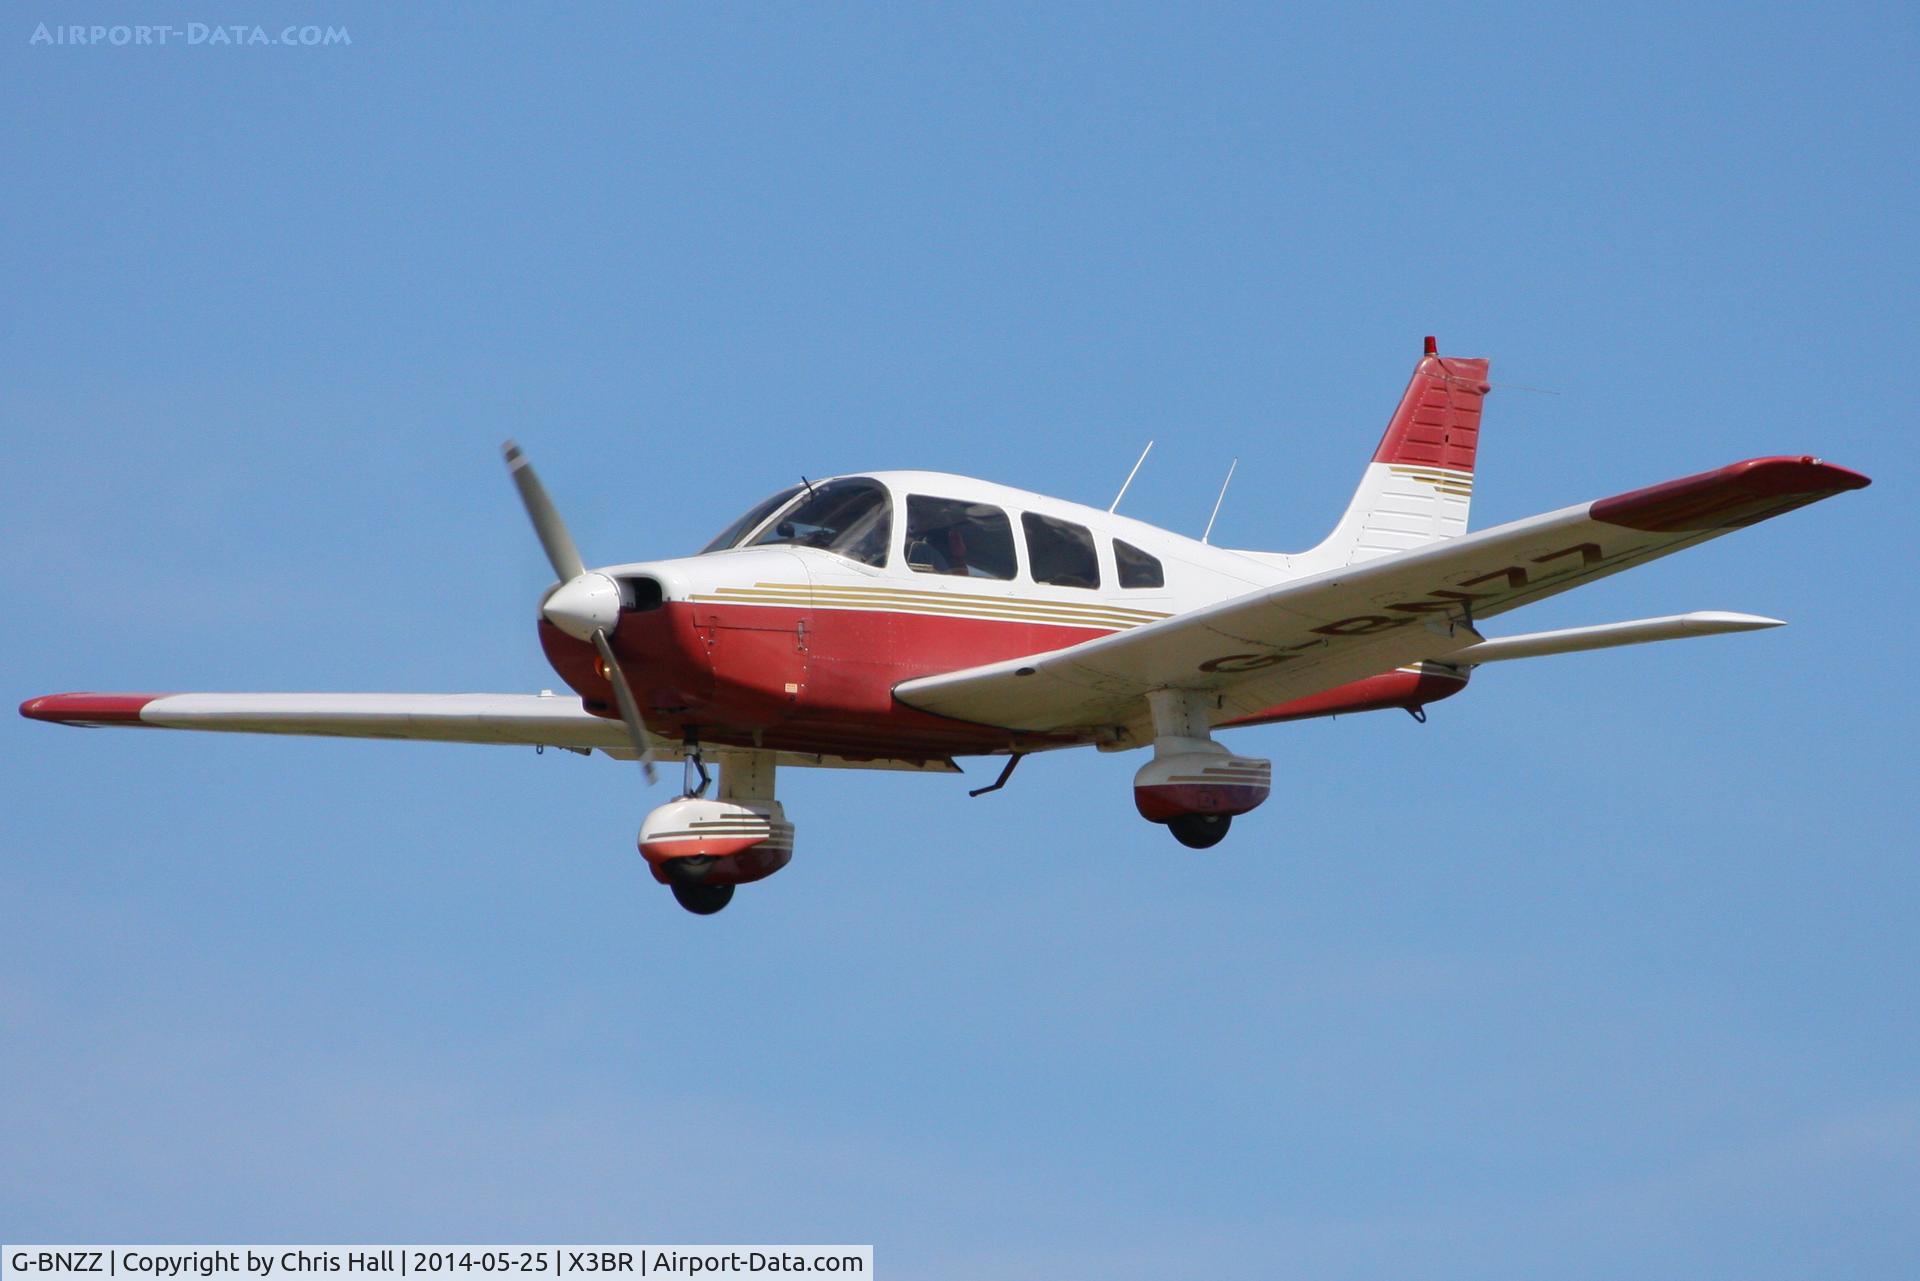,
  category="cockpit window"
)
[749,478,892,567]
[906,495,1017,580]
[701,484,804,554]
[1022,512,1099,588]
